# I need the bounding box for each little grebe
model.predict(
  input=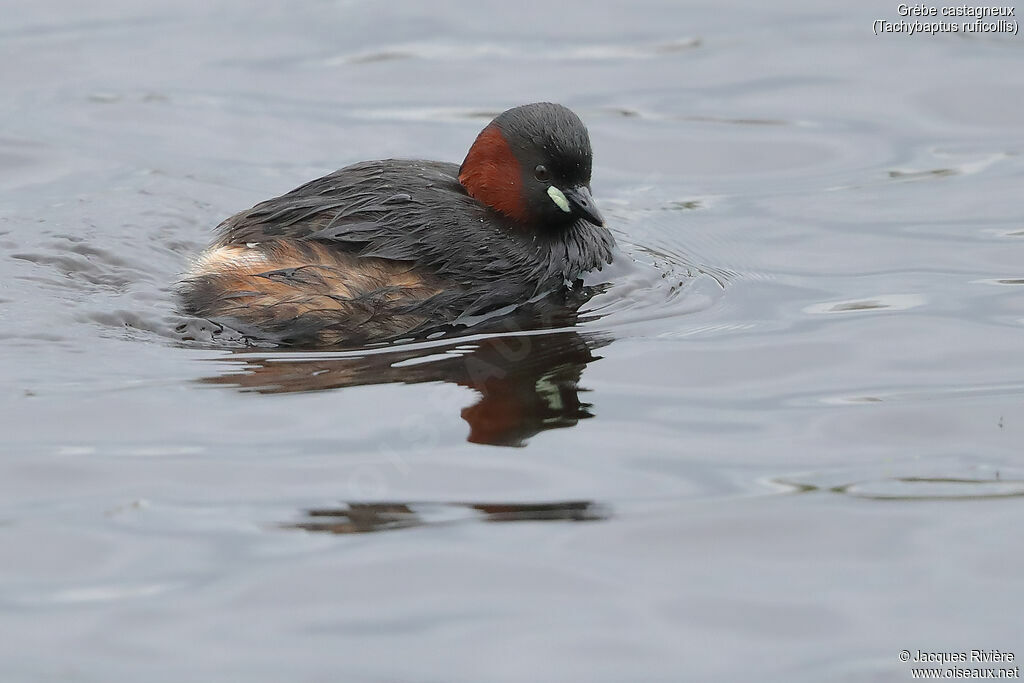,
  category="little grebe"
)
[180,102,615,346]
